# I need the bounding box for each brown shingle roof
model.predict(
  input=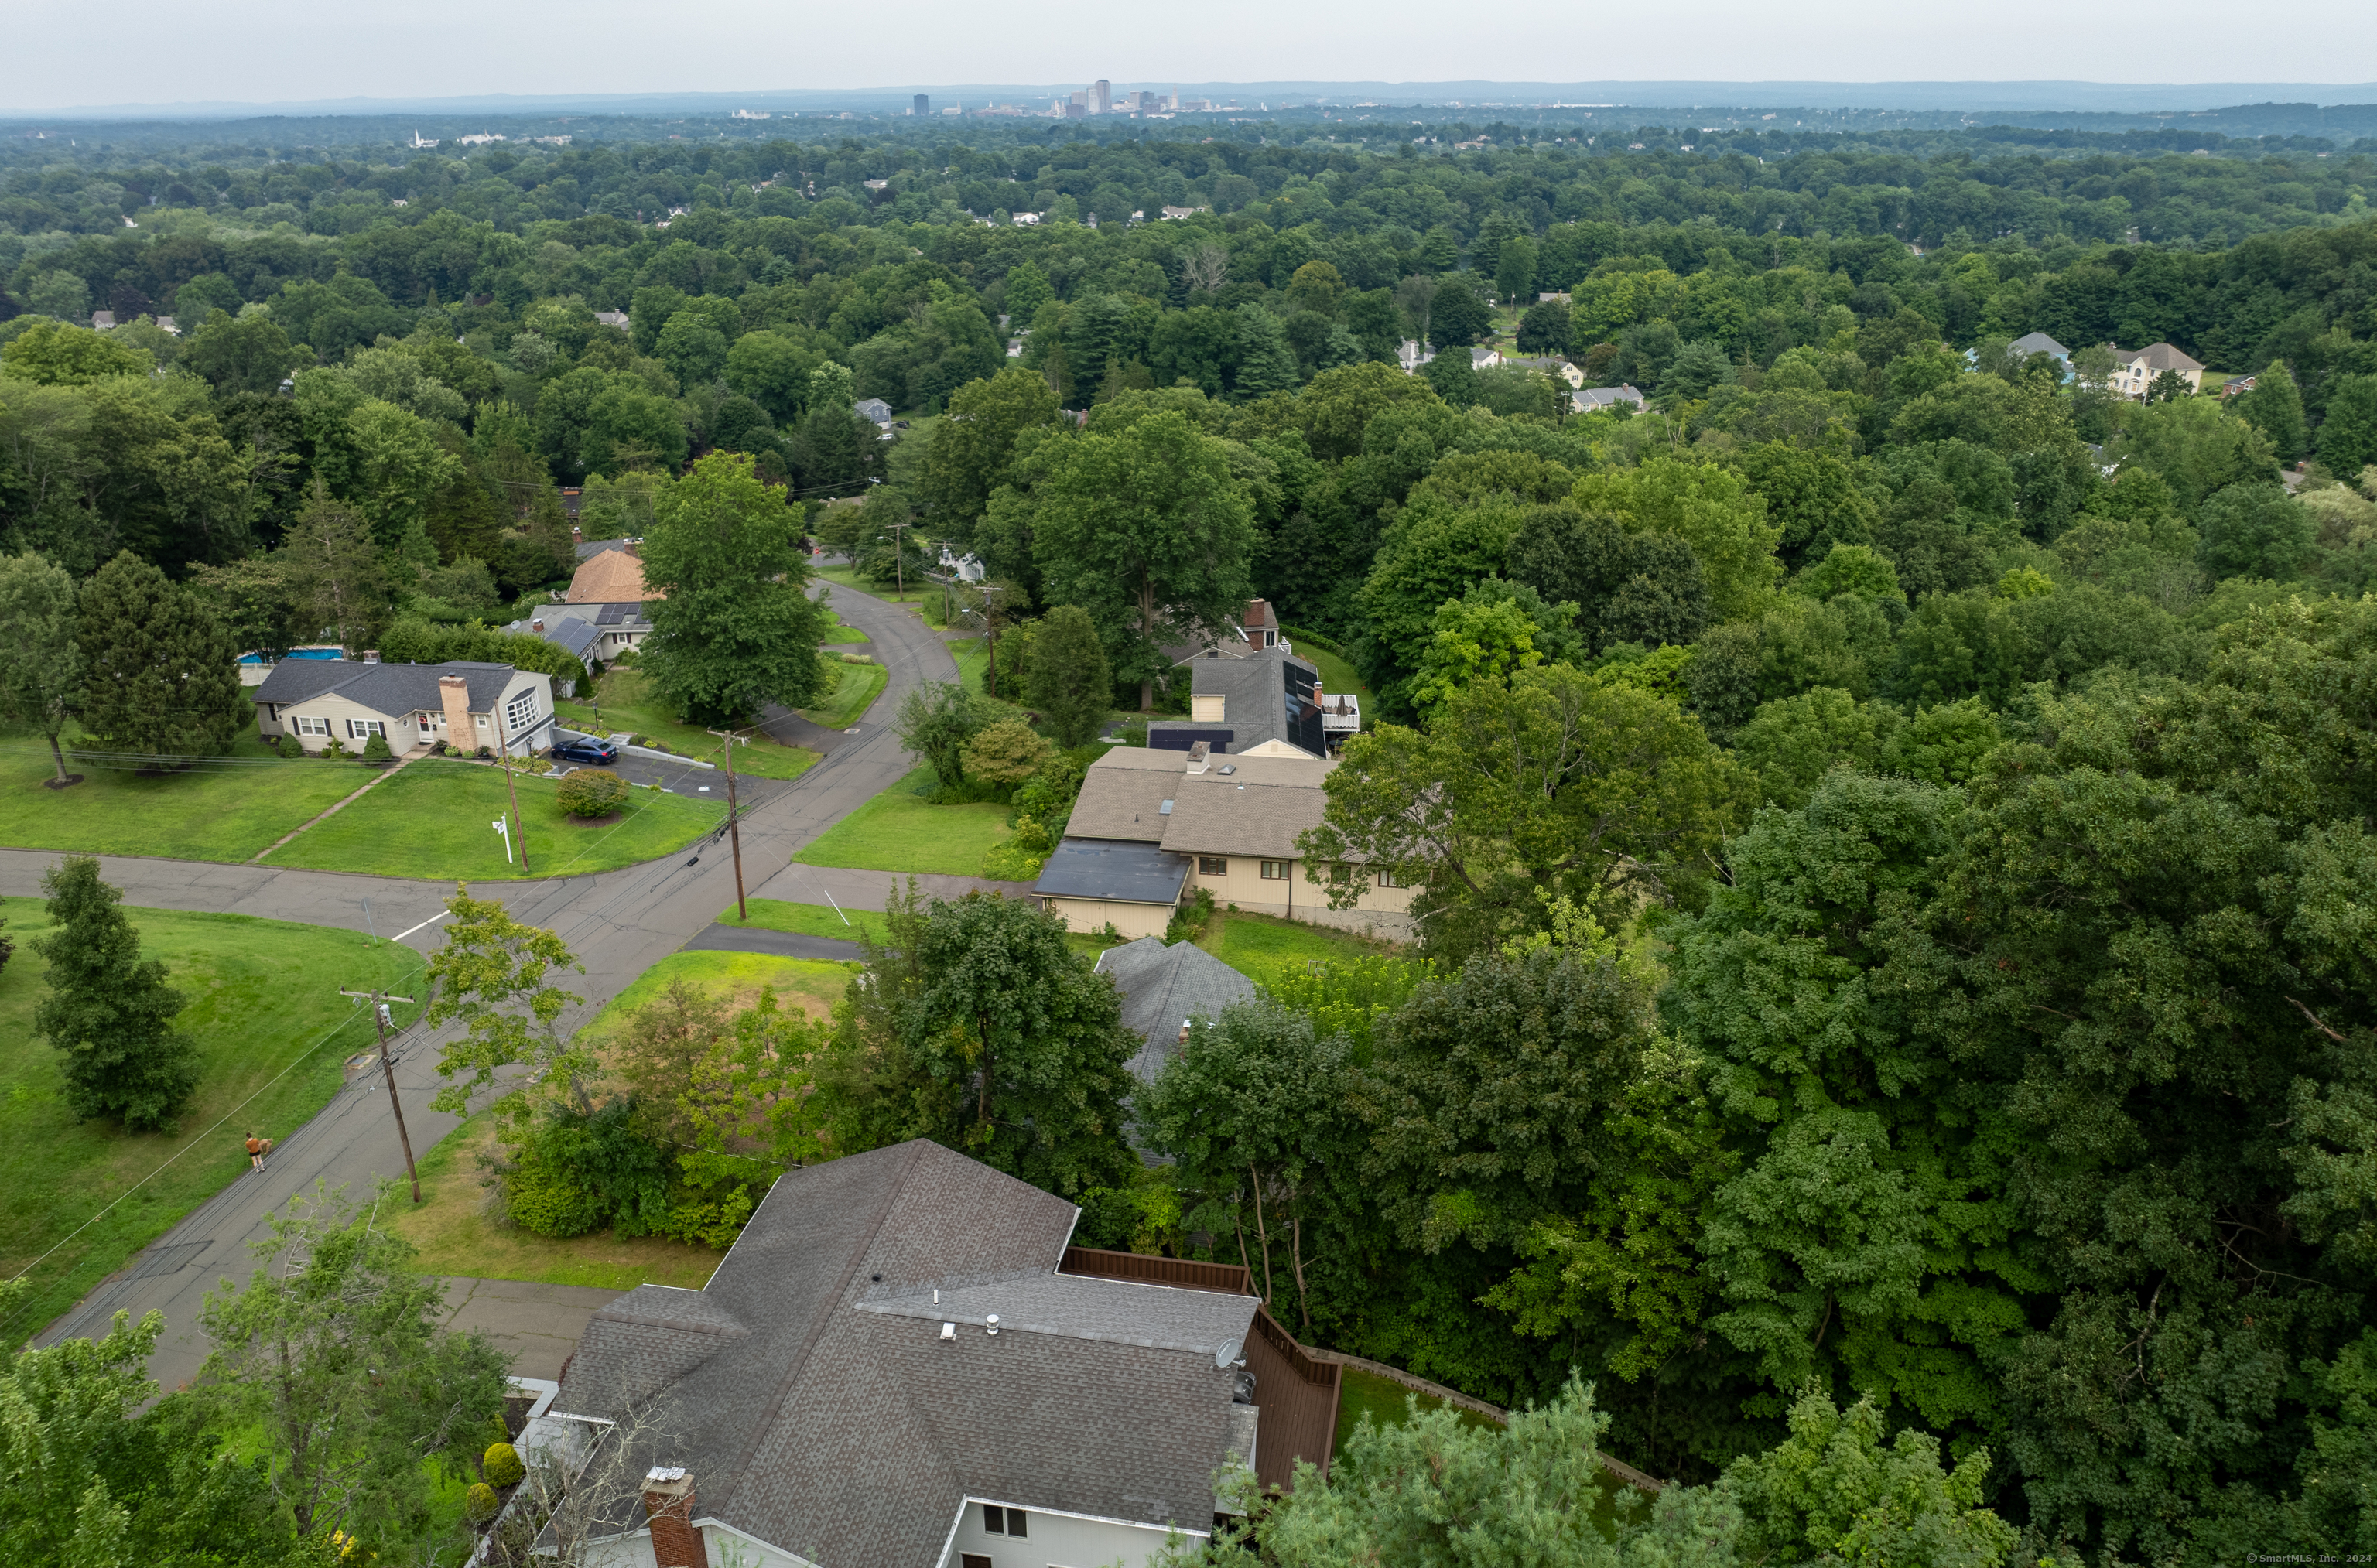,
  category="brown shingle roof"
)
[567,547,658,603]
